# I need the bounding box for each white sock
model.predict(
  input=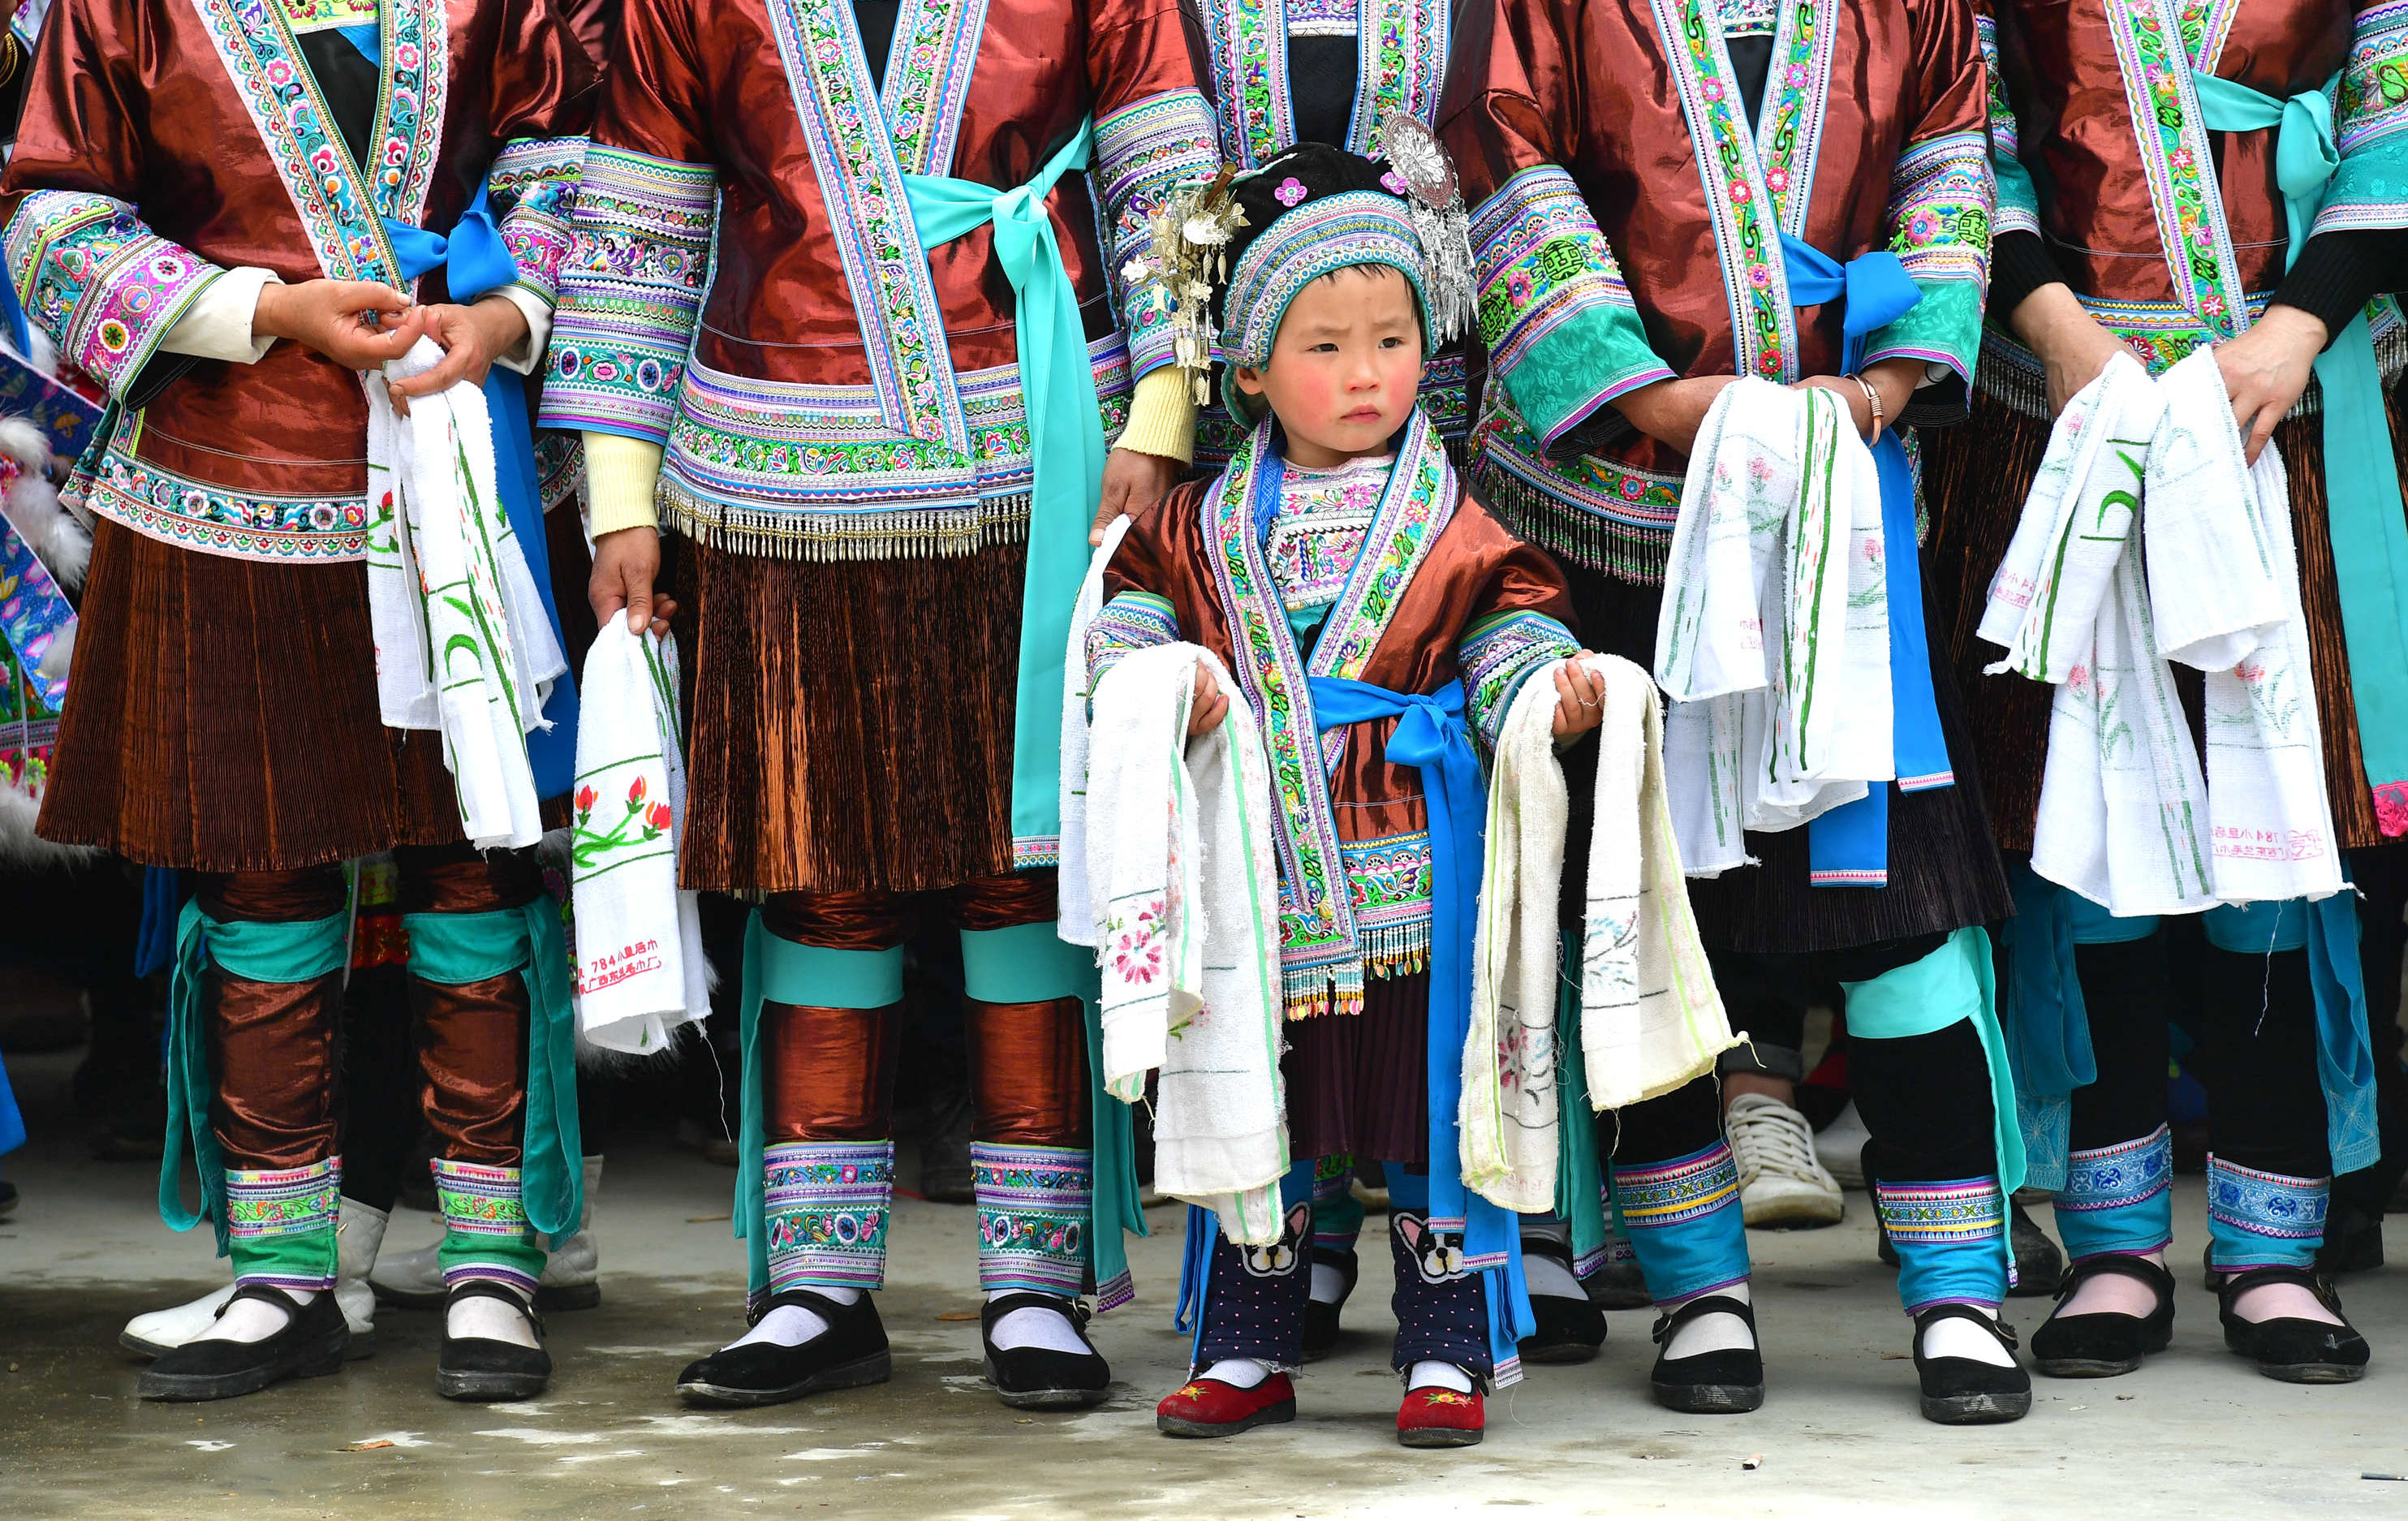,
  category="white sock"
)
[728,1286,864,1351]
[1309,1261,1349,1304]
[196,1287,315,1344]
[2058,1252,2167,1319]
[448,1287,539,1349]
[1661,1282,1754,1359]
[1920,1305,2017,1368]
[1201,1357,1271,1389]
[1407,1359,1474,1393]
[1522,1252,1584,1301]
[985,1290,1091,1355]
